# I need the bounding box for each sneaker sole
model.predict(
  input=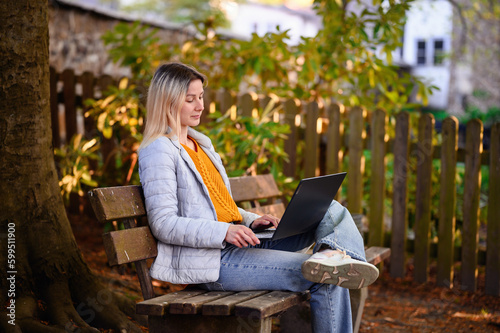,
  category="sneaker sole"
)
[301,259,379,289]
